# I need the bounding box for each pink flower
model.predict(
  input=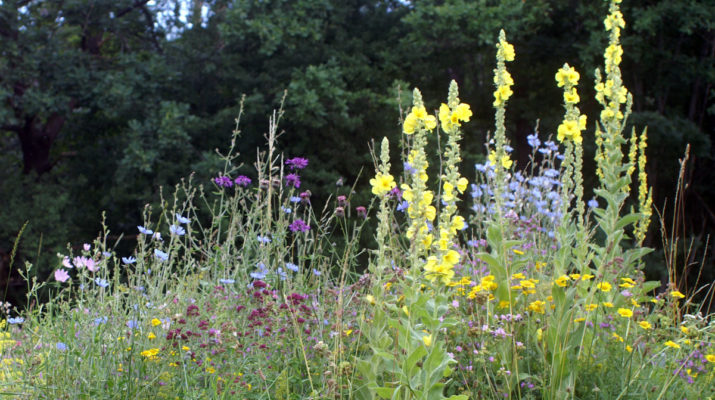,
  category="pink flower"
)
[85,258,98,272]
[83,243,91,251]
[54,269,70,283]
[62,256,72,269]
